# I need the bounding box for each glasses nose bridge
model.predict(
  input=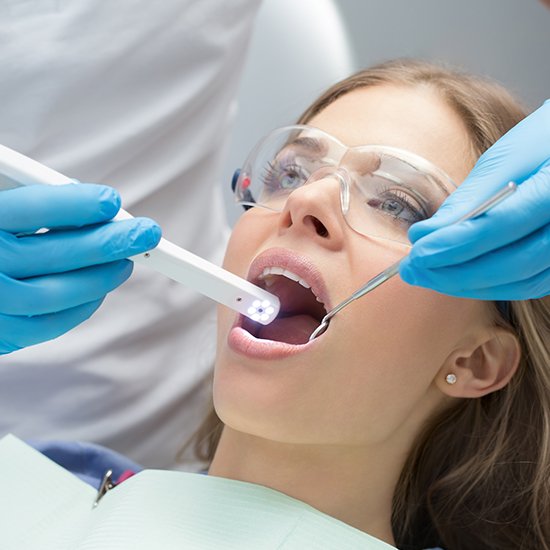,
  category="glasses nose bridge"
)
[306,165,351,216]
